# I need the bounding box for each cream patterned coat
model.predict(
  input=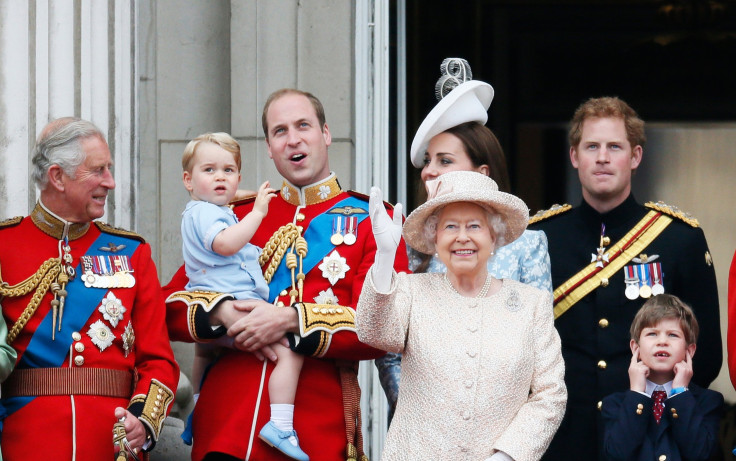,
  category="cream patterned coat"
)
[357,271,566,461]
